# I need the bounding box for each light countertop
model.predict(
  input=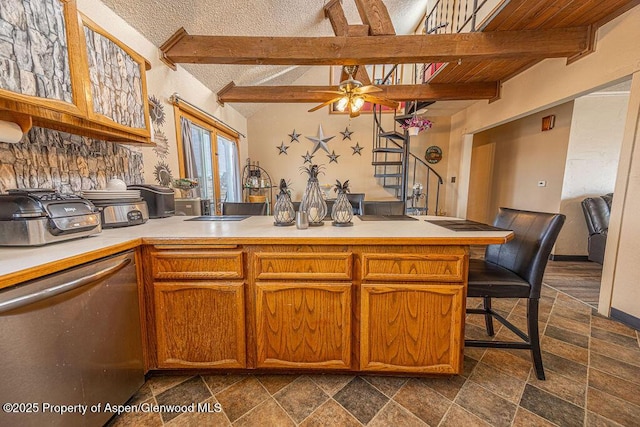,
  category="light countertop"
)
[0,215,512,288]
